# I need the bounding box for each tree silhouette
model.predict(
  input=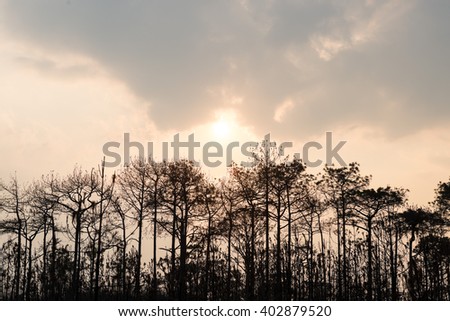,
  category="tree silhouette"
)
[319,163,370,299]
[0,175,27,299]
[0,158,449,301]
[353,187,406,299]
